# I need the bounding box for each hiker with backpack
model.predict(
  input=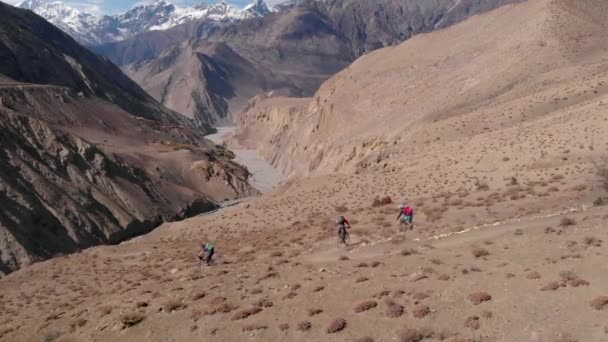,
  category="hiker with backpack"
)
[396,204,414,231]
